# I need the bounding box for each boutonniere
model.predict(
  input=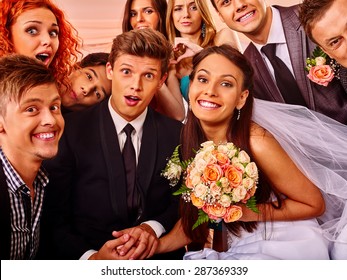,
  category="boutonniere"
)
[305,46,338,87]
